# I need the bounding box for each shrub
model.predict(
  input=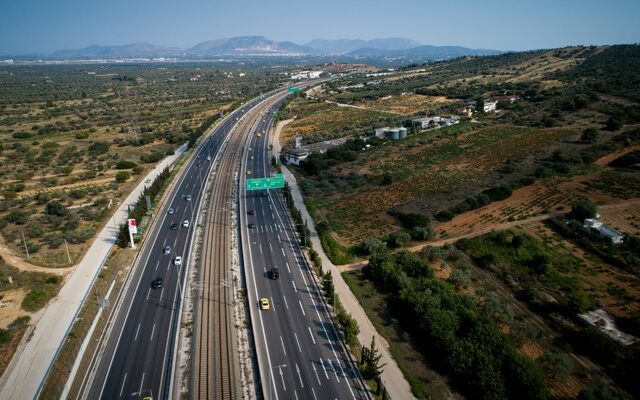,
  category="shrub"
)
[388,231,411,248]
[435,210,454,222]
[12,131,34,140]
[45,200,67,217]
[115,159,137,169]
[87,141,110,156]
[115,171,131,183]
[568,199,597,222]
[398,212,430,230]
[21,288,54,312]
